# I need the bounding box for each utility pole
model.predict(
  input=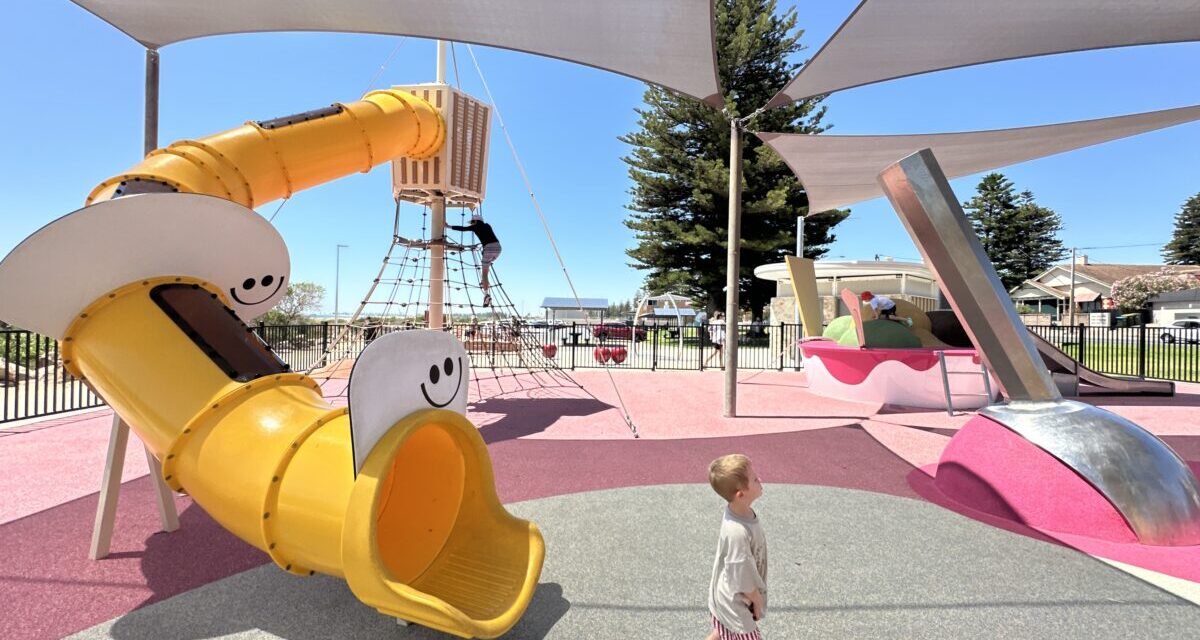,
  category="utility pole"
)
[1068,246,1077,327]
